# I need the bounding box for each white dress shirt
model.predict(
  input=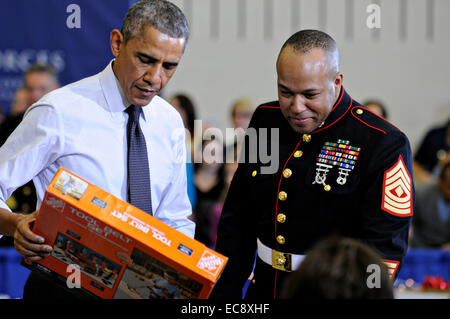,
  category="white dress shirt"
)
[0,61,195,238]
